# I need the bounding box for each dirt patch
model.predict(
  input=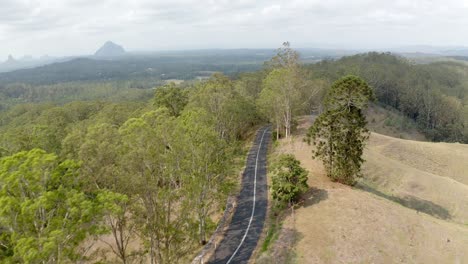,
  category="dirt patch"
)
[256,227,299,264]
